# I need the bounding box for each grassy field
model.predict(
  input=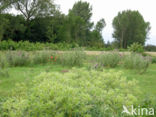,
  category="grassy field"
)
[0,51,156,116]
[0,64,69,97]
[0,63,156,99]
